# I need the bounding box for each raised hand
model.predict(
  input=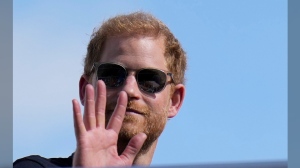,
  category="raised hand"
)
[72,80,147,167]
